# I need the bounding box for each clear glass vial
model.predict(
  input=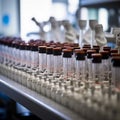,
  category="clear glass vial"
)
[92,53,102,83]
[38,46,47,73]
[30,44,39,70]
[75,49,86,81]
[46,47,54,75]
[53,47,62,77]
[112,57,120,89]
[62,49,72,80]
[100,51,110,81]
[87,50,96,81]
